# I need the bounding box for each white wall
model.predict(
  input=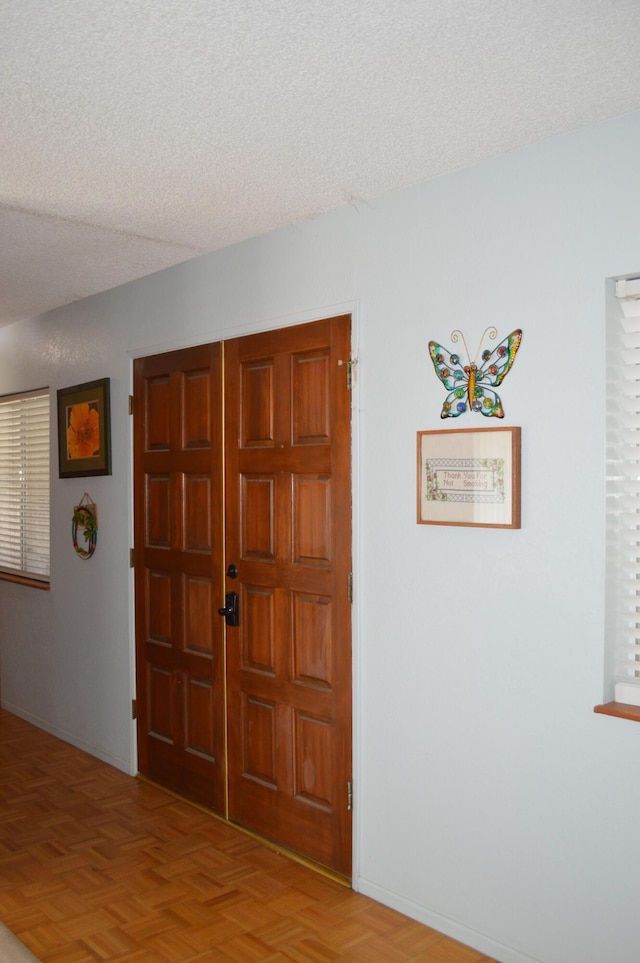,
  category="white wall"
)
[2,110,640,963]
